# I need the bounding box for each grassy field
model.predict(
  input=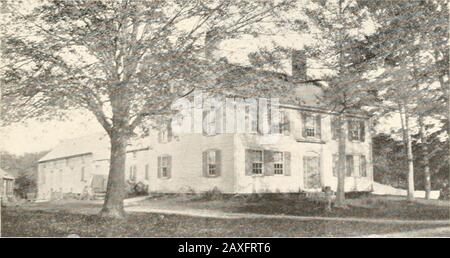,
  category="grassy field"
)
[1,207,445,237]
[2,194,448,237]
[135,193,450,221]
